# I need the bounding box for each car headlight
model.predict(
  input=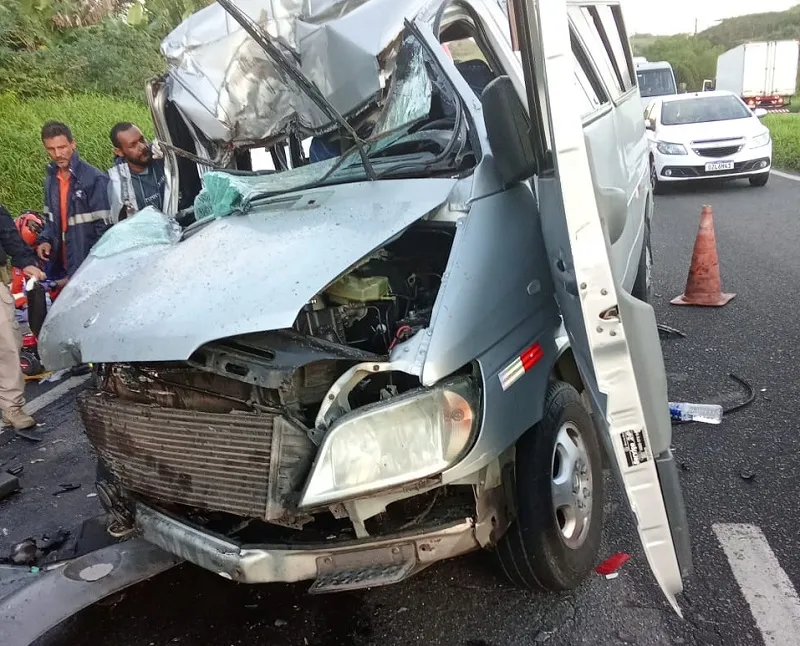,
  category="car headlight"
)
[656,141,688,155]
[300,377,479,508]
[749,131,771,148]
